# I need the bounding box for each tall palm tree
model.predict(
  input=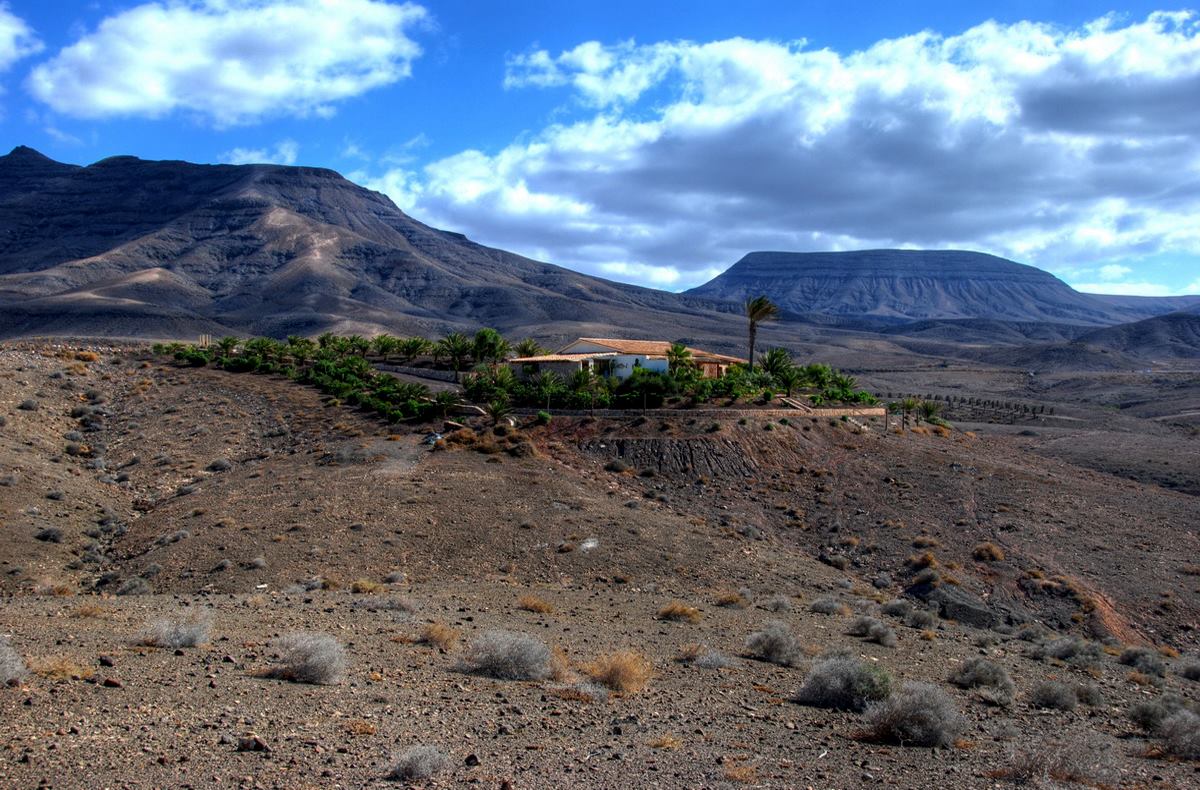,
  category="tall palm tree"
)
[473,328,512,366]
[398,336,432,364]
[437,333,473,381]
[745,295,779,371]
[215,336,241,358]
